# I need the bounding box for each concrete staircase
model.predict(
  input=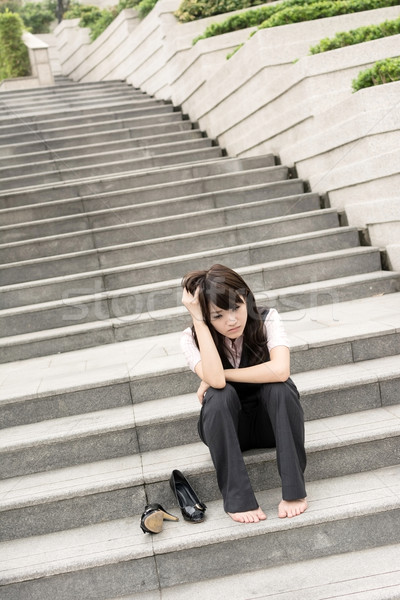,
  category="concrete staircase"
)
[0,80,399,600]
